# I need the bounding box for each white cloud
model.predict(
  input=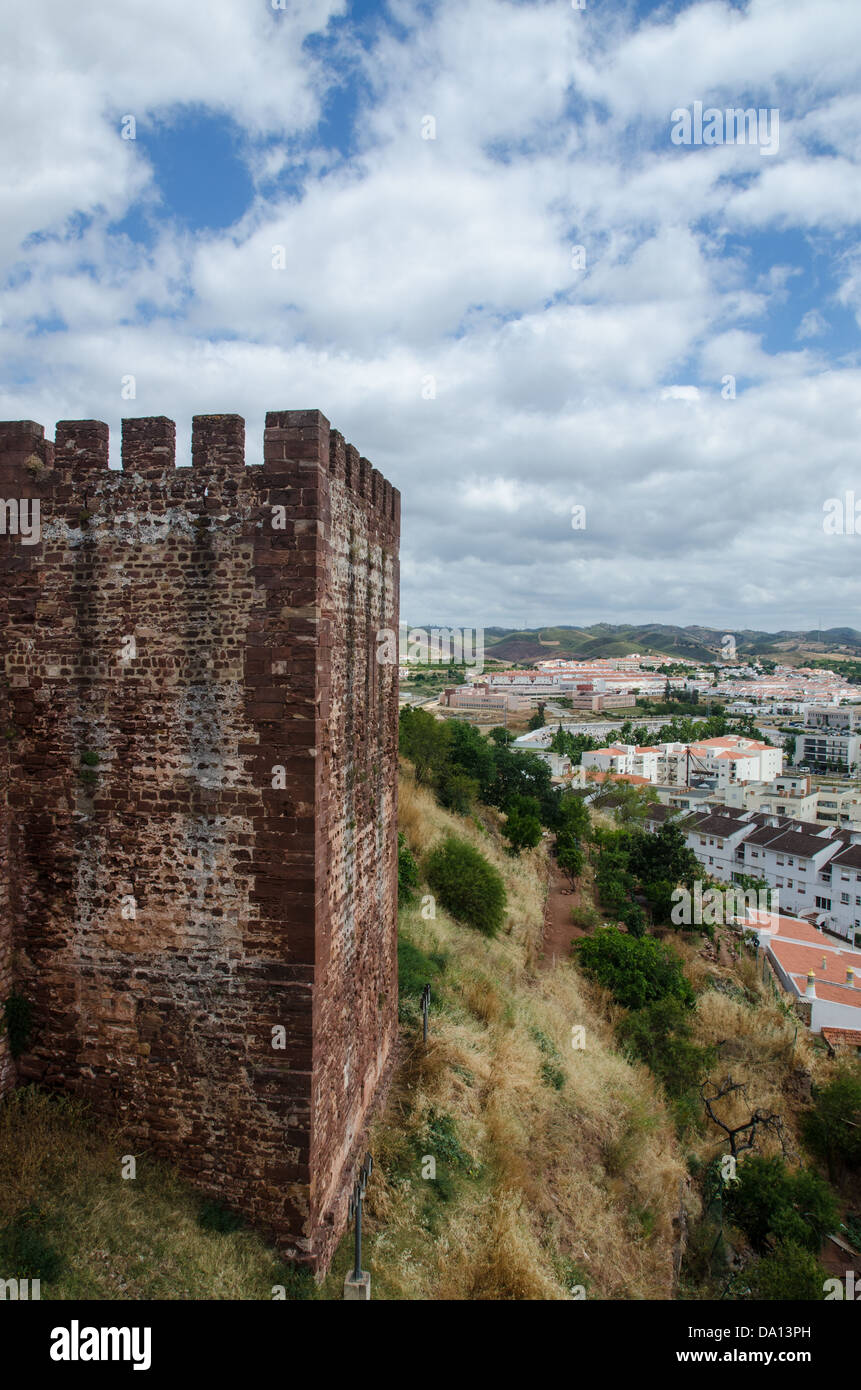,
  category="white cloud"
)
[2,0,861,630]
